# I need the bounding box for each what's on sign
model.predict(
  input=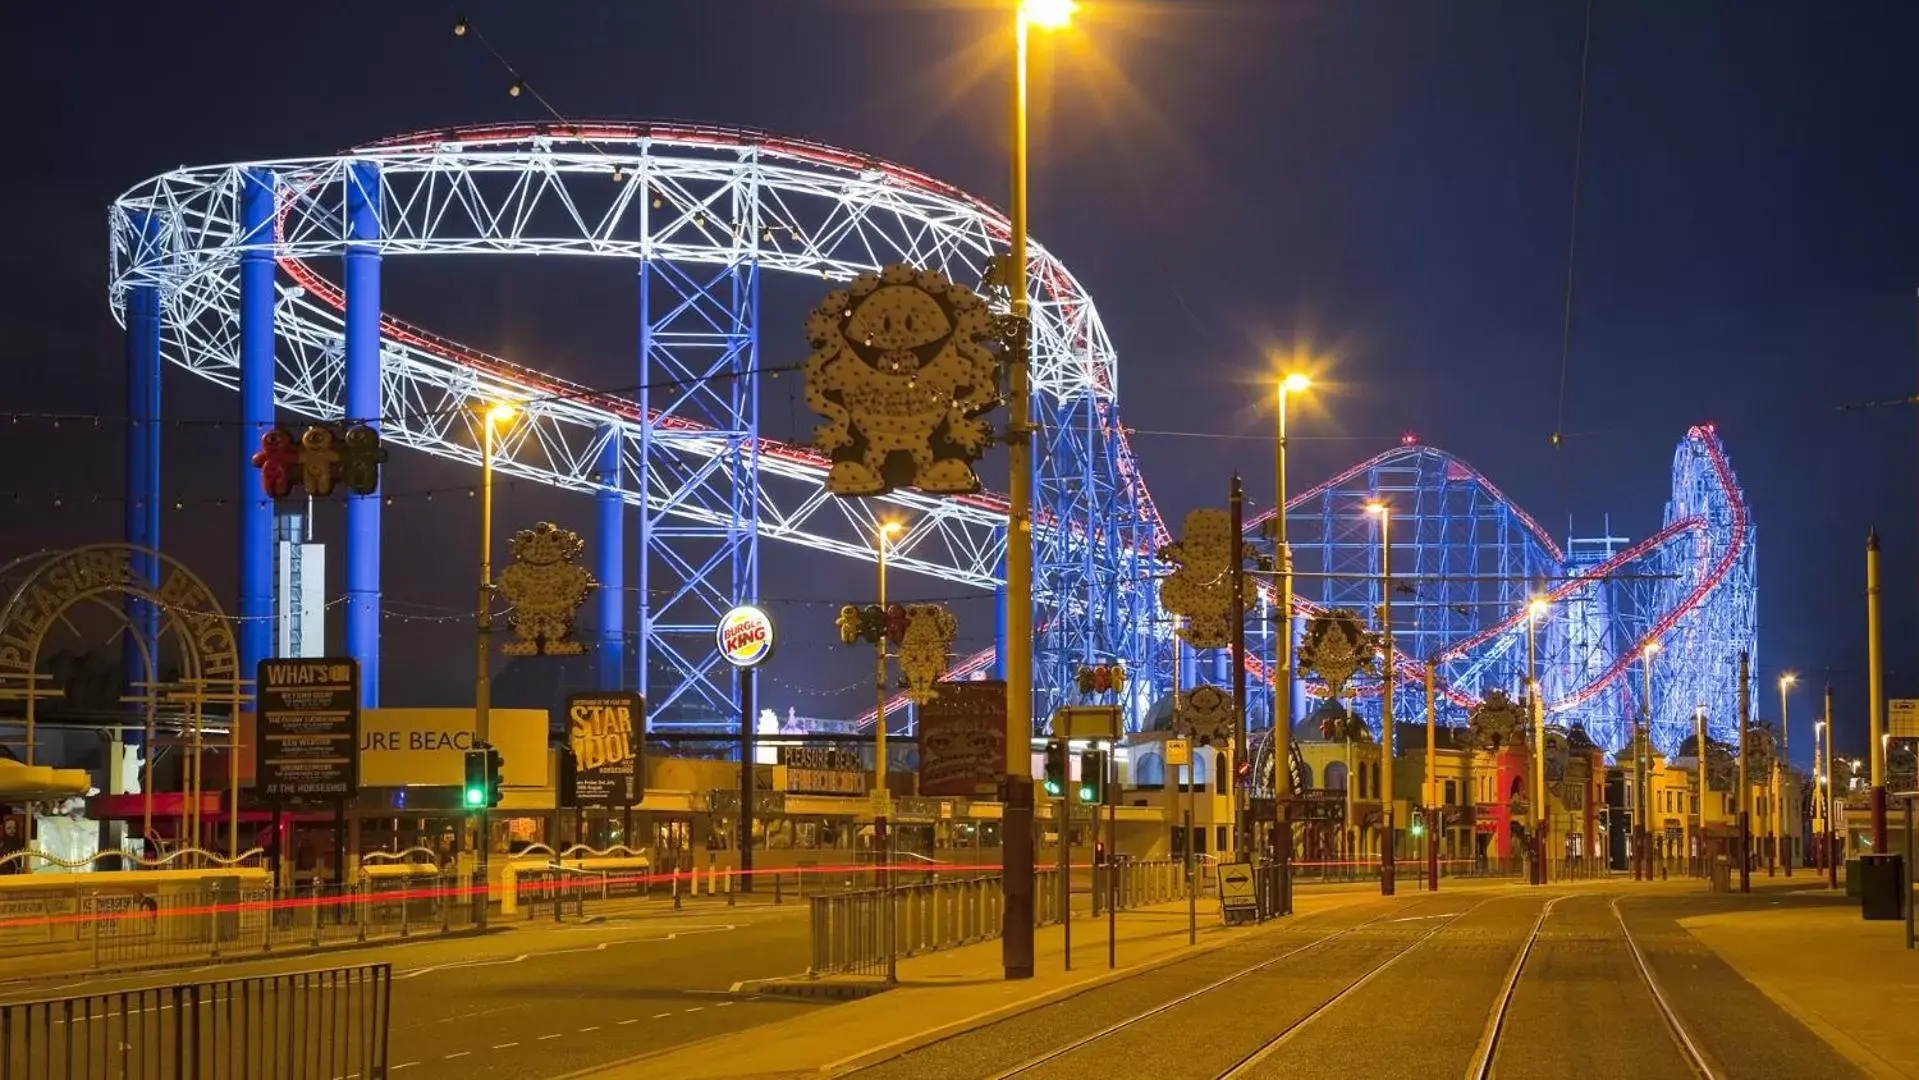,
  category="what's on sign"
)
[717,605,775,668]
[567,692,644,807]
